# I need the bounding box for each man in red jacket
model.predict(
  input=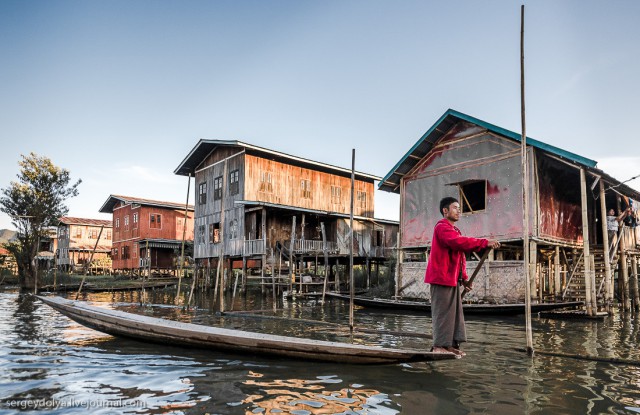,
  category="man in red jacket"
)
[425,197,500,356]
